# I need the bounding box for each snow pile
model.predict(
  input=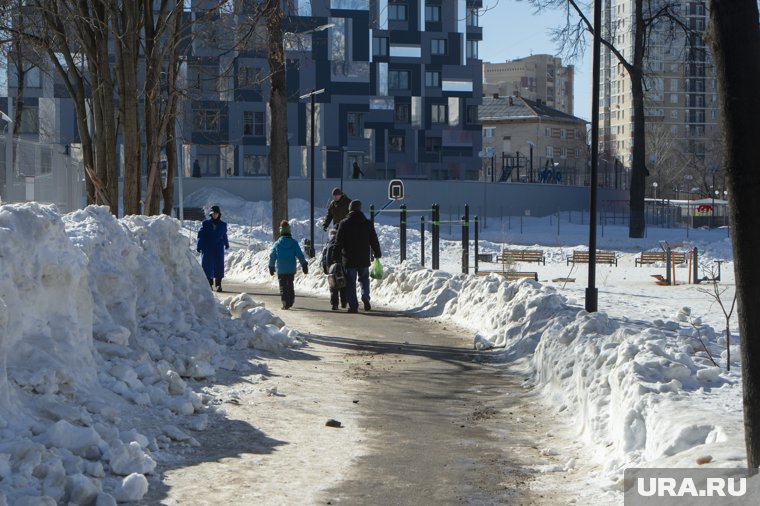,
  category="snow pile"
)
[0,203,300,504]
[373,263,744,479]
